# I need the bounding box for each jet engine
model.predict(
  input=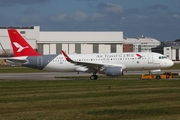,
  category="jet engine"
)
[105,67,123,76]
